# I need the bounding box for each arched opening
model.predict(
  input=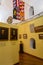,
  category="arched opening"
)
[30,38,36,49]
[29,6,34,17]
